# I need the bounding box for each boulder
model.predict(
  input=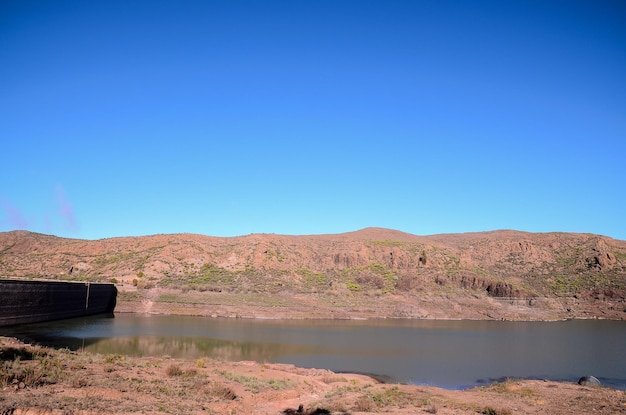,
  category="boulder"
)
[578,375,601,387]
